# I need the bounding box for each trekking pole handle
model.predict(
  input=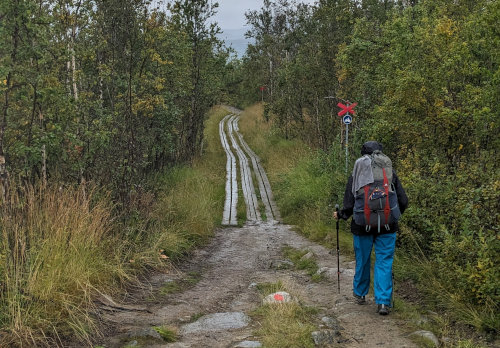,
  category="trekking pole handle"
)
[335,204,339,219]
